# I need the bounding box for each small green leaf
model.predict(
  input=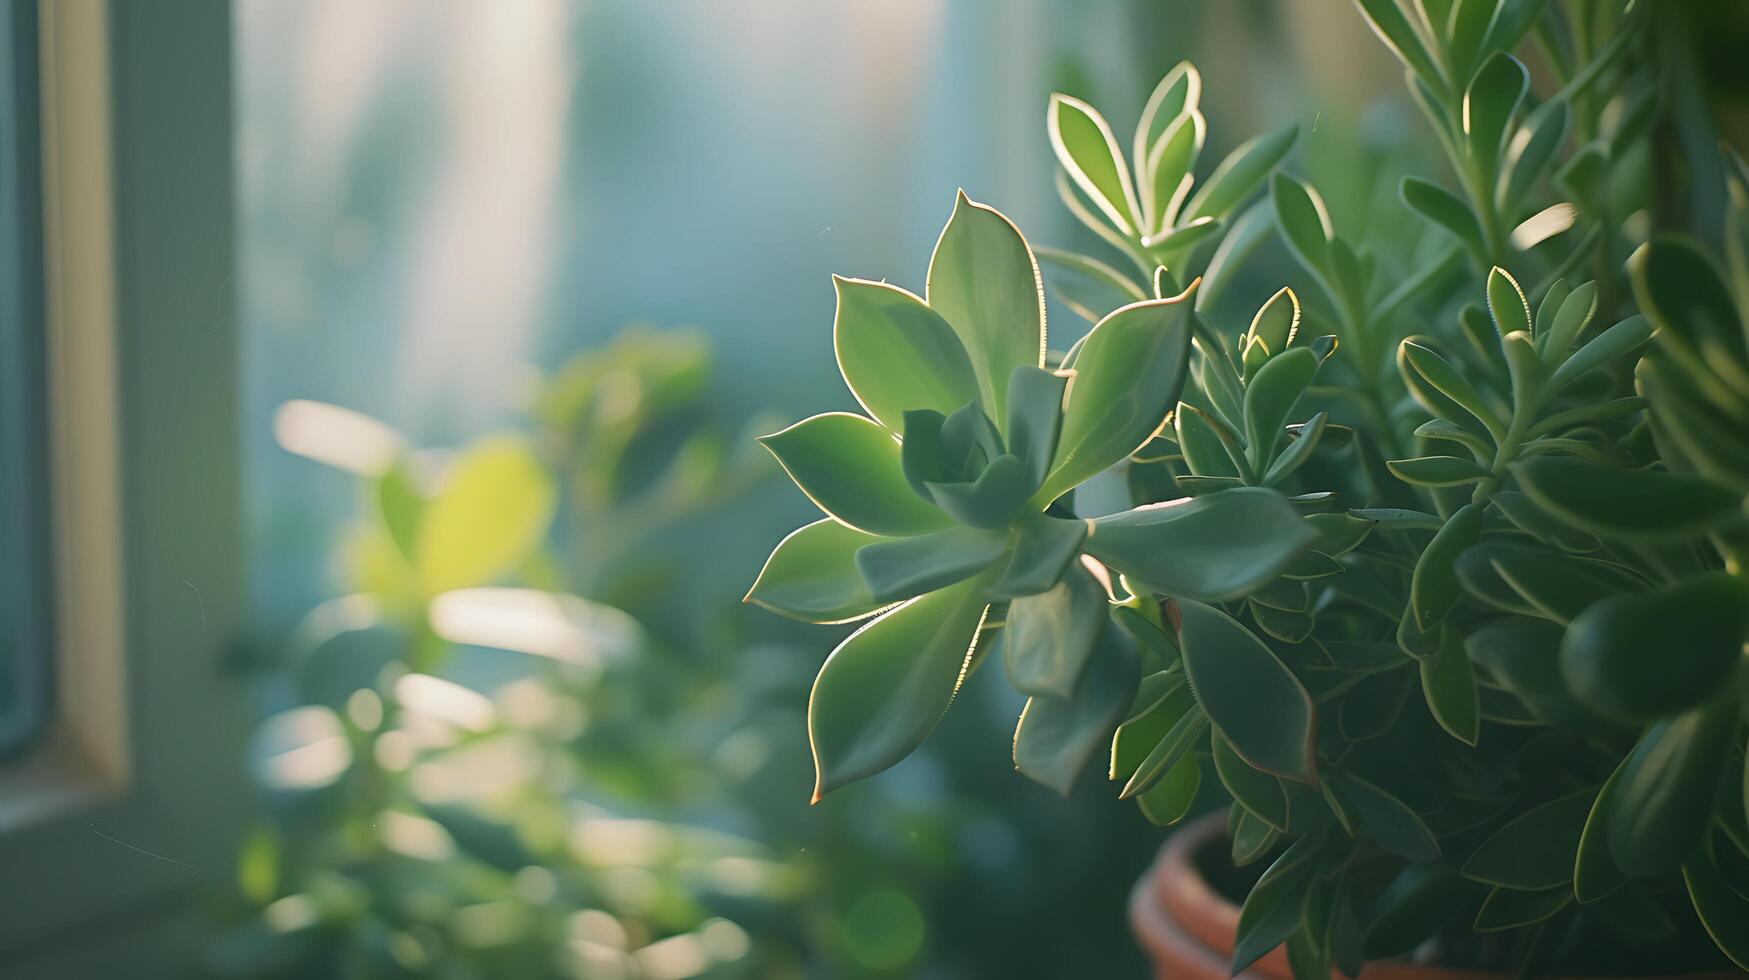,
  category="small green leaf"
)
[1631,235,1748,377]
[1474,885,1570,932]
[1248,287,1300,354]
[747,519,886,623]
[1513,456,1741,541]
[1462,788,1594,889]
[1174,400,1239,477]
[1262,412,1328,486]
[1244,347,1321,468]
[1037,290,1195,503]
[808,571,993,800]
[1400,340,1502,436]
[1231,807,1281,867]
[1465,619,1601,727]
[1562,572,1749,722]
[1213,730,1289,831]
[1183,123,1299,223]
[854,524,1009,604]
[762,412,951,537]
[1179,597,1317,782]
[1486,267,1533,338]
[927,191,1046,426]
[416,436,556,596]
[376,459,425,562]
[1272,173,1334,272]
[1420,629,1480,746]
[1137,754,1202,826]
[989,513,1088,599]
[1541,279,1598,363]
[1387,455,1490,486]
[1119,702,1208,799]
[1232,831,1325,975]
[832,277,983,433]
[1333,771,1440,861]
[1013,630,1138,795]
[1464,53,1529,175]
[1410,502,1485,630]
[1004,567,1107,699]
[1145,111,1207,232]
[1684,837,1749,972]
[1402,176,1487,262]
[926,453,1032,529]
[1574,754,1631,903]
[1363,865,1471,960]
[1546,314,1654,395]
[1607,701,1736,876]
[1500,101,1569,212]
[1110,673,1192,781]
[1048,93,1143,236]
[1004,365,1069,493]
[1353,0,1444,88]
[1134,62,1201,191]
[1086,488,1319,602]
